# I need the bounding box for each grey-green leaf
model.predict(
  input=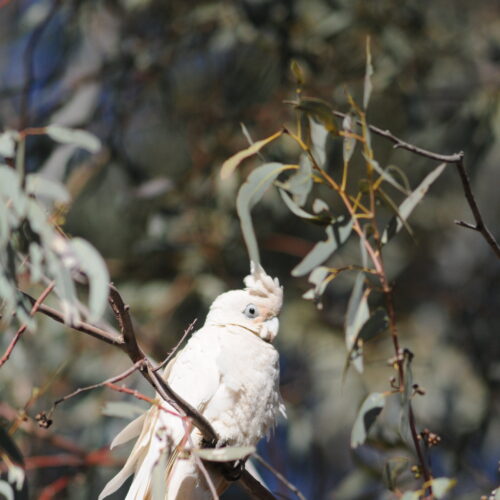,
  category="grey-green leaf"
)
[342,112,357,165]
[279,155,313,207]
[0,480,14,500]
[70,238,110,322]
[102,402,145,419]
[382,163,446,245]
[292,218,353,277]
[358,308,389,342]
[431,478,456,499]
[351,392,386,448]
[195,446,255,462]
[363,37,374,110]
[279,189,317,220]
[237,162,294,264]
[26,174,70,203]
[401,492,420,500]
[0,131,17,158]
[45,125,101,153]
